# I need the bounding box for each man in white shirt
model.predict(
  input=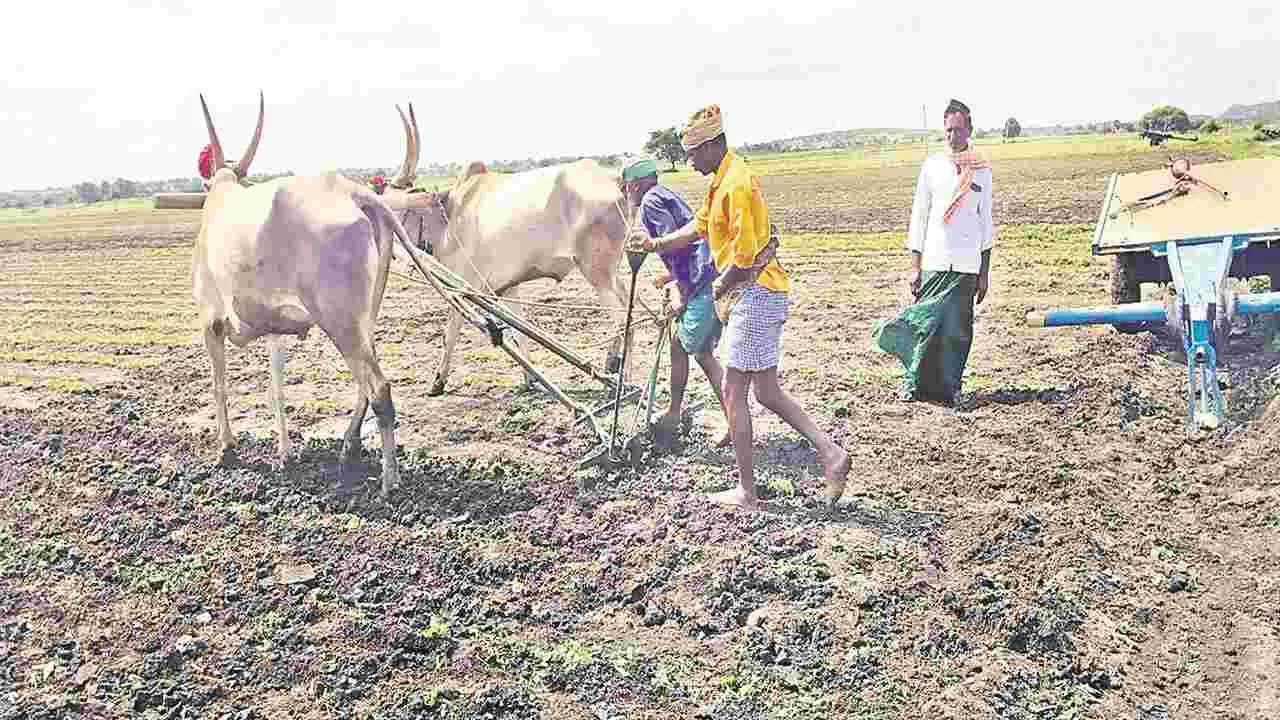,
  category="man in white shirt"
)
[872,98,994,407]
